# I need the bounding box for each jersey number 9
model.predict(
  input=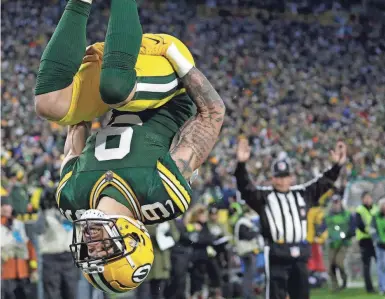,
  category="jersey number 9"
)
[95,115,142,161]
